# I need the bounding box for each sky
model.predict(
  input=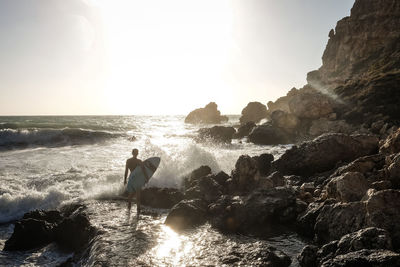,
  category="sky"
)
[0,0,355,115]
